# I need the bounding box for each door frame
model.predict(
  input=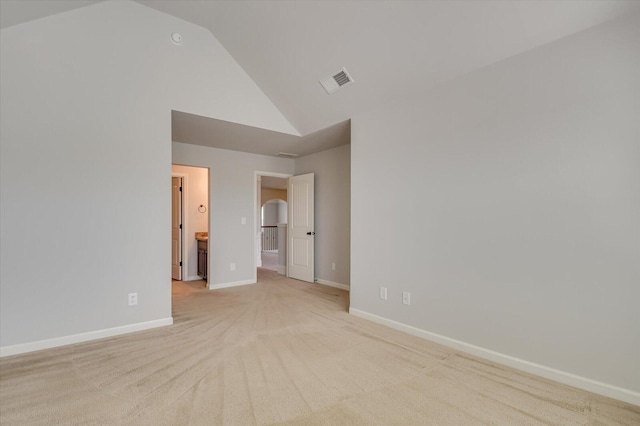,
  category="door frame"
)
[254,171,293,281]
[171,172,187,281]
